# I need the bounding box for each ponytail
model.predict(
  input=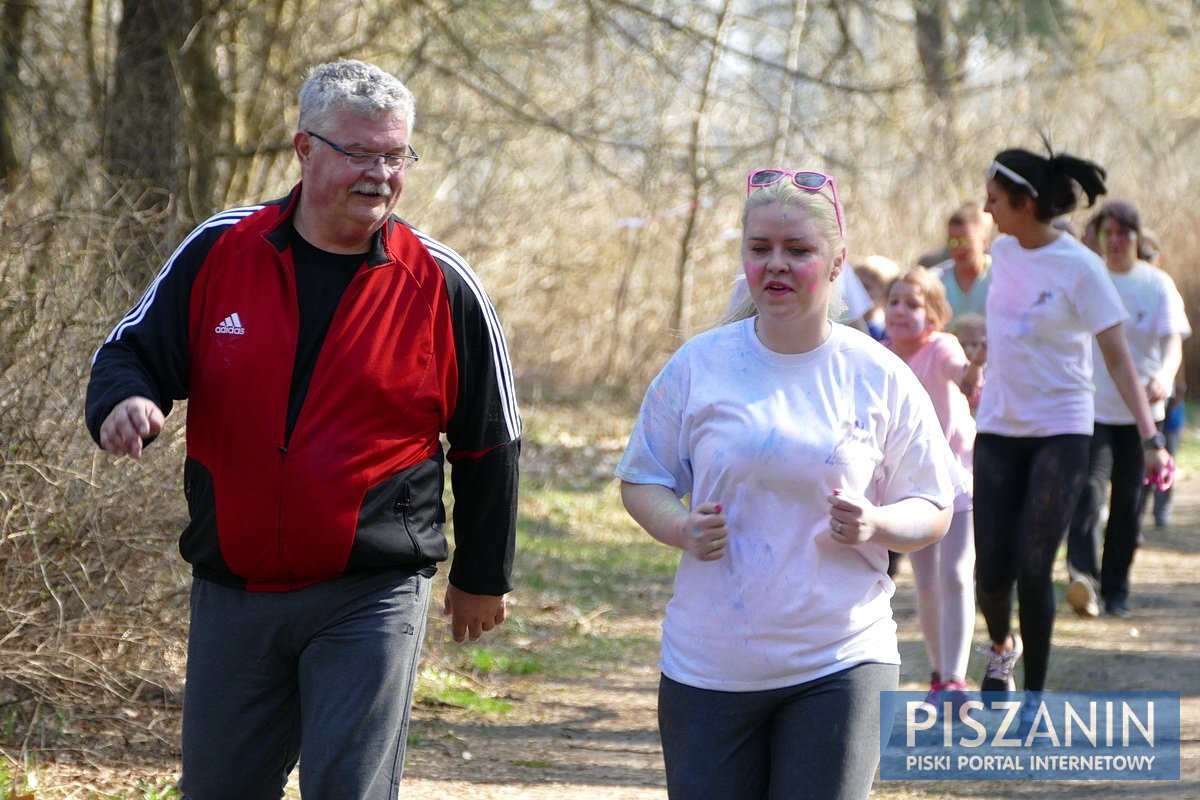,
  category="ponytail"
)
[991,146,1107,221]
[1048,154,1107,208]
